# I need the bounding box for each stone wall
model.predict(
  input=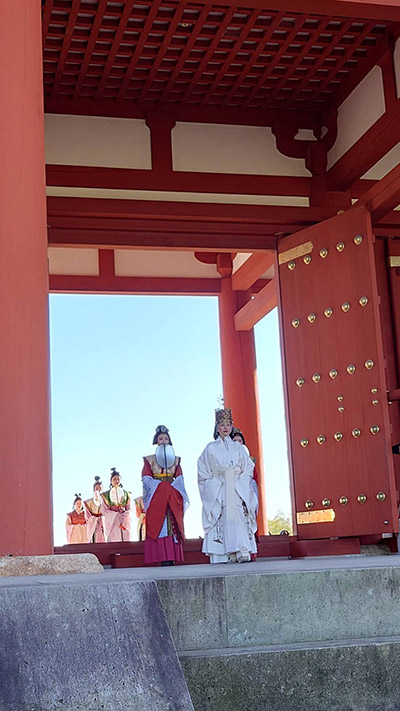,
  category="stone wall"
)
[0,580,193,711]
